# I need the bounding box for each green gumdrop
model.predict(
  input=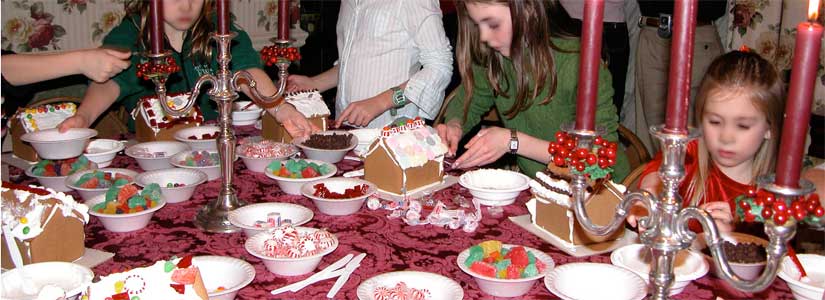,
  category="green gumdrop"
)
[94,171,106,180]
[522,263,539,277]
[500,247,510,258]
[34,160,50,169]
[318,164,331,175]
[527,251,536,265]
[267,160,282,172]
[494,258,511,271]
[70,156,89,174]
[76,173,95,185]
[465,245,484,267]
[164,261,175,272]
[128,195,146,208]
[105,185,120,202]
[142,183,162,201]
[113,178,129,186]
[92,202,107,211]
